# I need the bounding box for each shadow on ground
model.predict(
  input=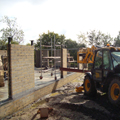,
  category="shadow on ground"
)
[45,92,120,120]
